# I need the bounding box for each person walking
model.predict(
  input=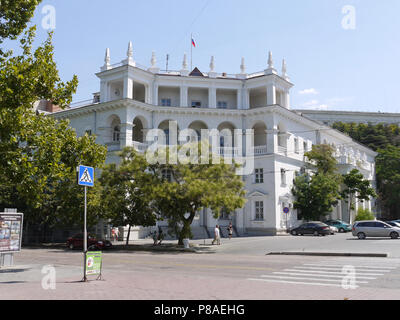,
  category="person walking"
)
[212,225,221,245]
[227,222,233,240]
